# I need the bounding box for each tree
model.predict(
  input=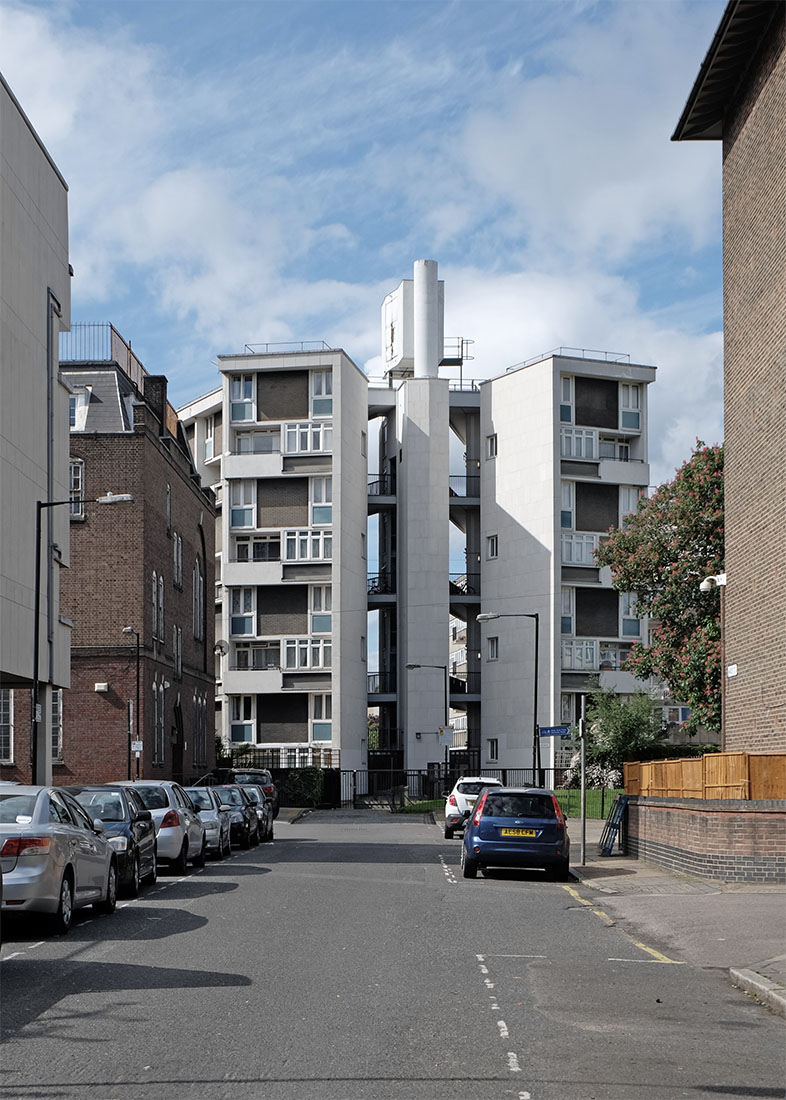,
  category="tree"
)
[595,441,724,734]
[563,684,666,787]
